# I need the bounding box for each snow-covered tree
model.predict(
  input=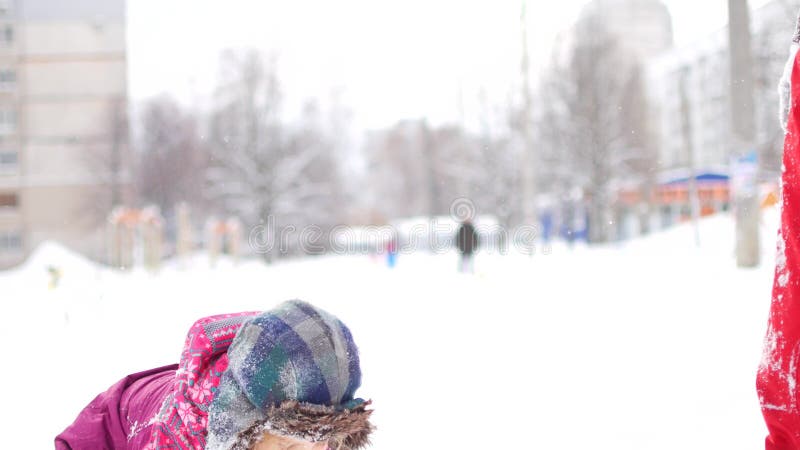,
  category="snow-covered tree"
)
[539,17,654,243]
[207,50,342,261]
[364,120,492,223]
[363,120,431,220]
